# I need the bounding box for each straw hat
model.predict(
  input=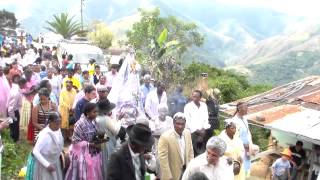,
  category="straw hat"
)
[280,148,292,158]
